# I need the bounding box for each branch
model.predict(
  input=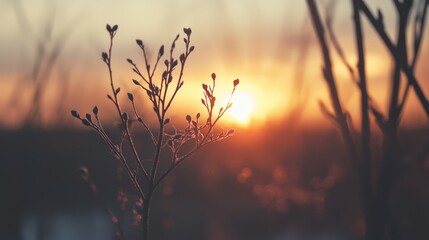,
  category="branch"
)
[307,0,359,165]
[358,0,429,116]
